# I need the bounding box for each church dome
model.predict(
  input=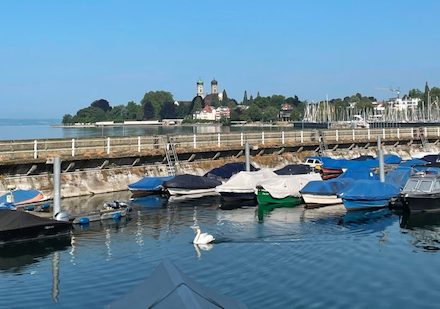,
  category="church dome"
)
[197,79,204,85]
[211,79,218,85]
